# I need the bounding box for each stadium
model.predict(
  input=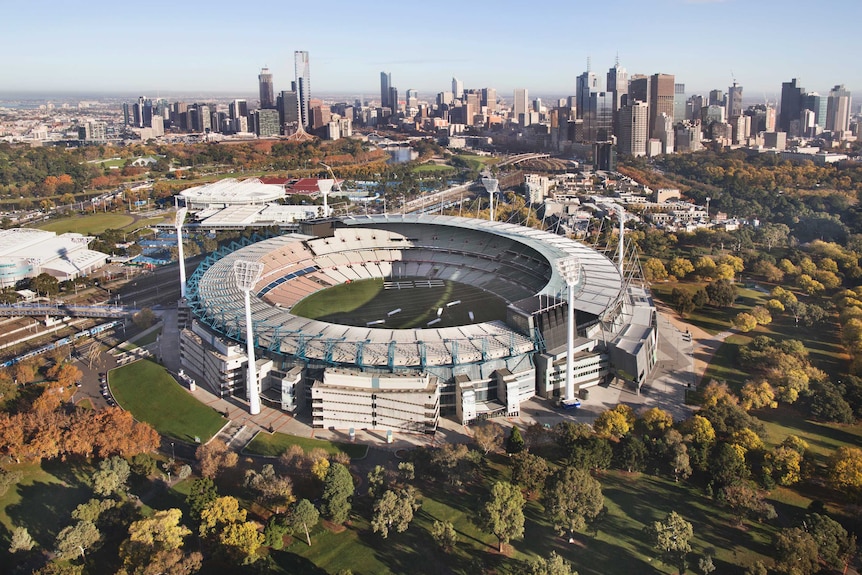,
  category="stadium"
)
[179,214,657,432]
